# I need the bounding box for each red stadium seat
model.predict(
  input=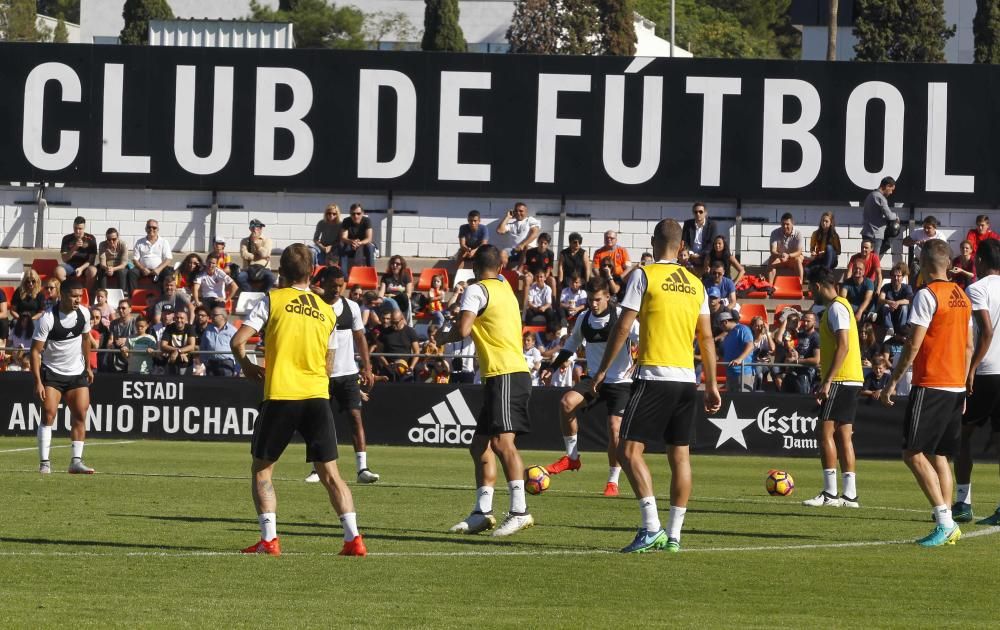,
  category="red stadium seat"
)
[417,268,450,291]
[771,276,804,299]
[347,266,379,290]
[738,303,768,327]
[0,286,14,305]
[31,258,59,281]
[522,325,545,336]
[130,289,159,315]
[80,289,90,306]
